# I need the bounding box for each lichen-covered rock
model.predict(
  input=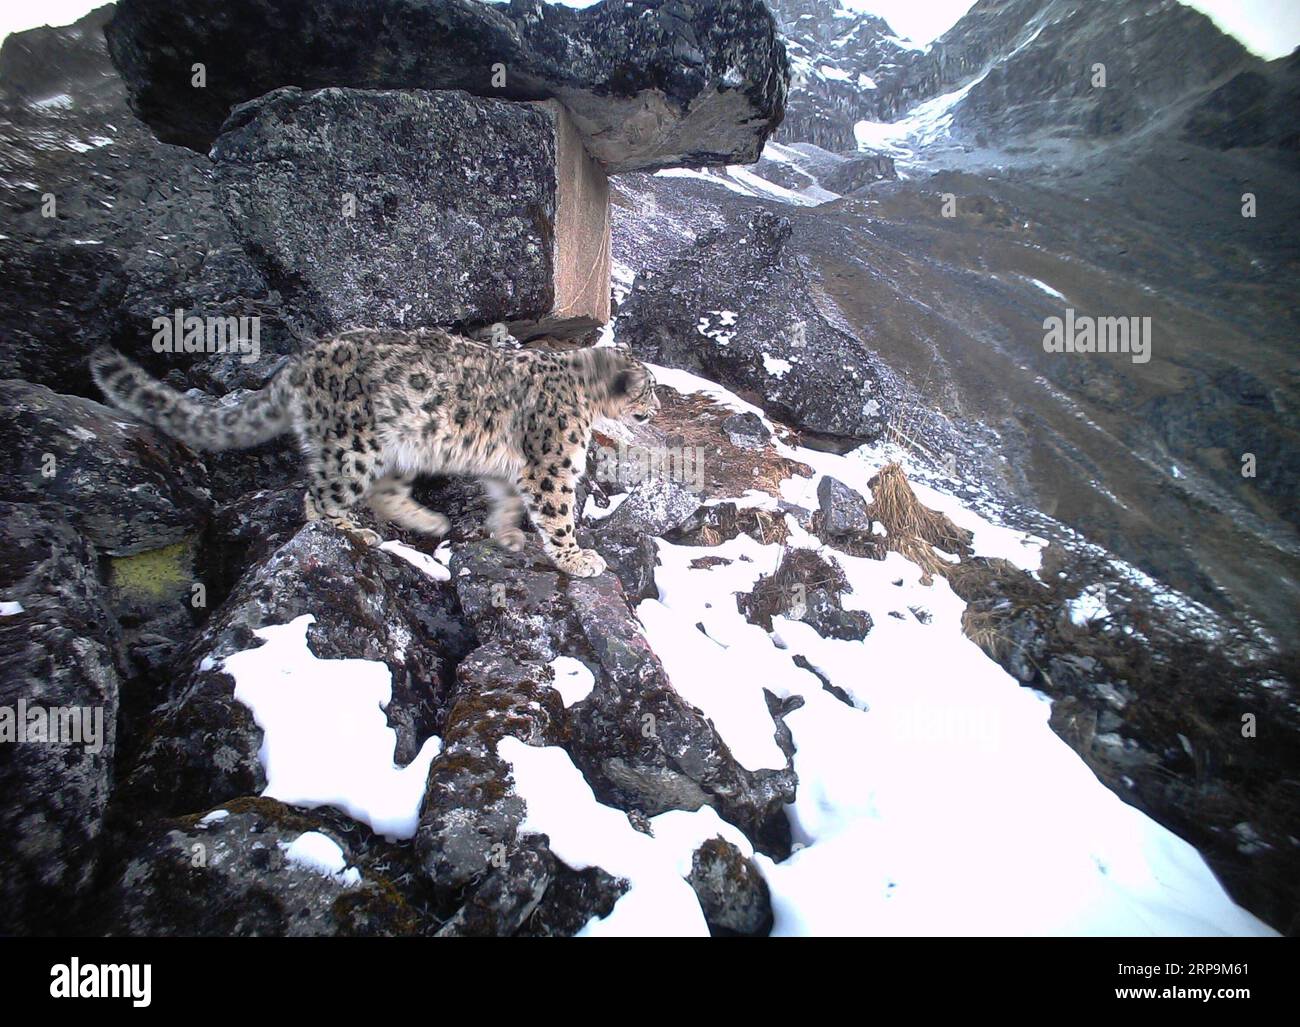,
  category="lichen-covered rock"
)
[106,798,418,936]
[124,523,474,818]
[597,477,702,537]
[415,639,631,935]
[586,526,661,602]
[618,209,896,443]
[721,410,769,449]
[0,381,212,556]
[687,836,773,936]
[452,542,575,660]
[0,503,121,935]
[802,586,872,641]
[106,0,789,173]
[565,574,796,855]
[816,474,873,538]
[416,642,562,892]
[200,486,306,608]
[211,87,610,335]
[448,540,795,855]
